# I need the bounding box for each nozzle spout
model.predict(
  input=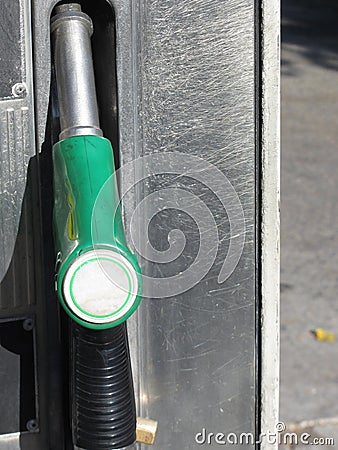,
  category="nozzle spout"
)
[51,4,102,140]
